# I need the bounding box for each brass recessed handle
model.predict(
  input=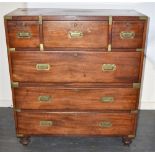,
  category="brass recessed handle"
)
[99,121,112,128]
[68,31,83,38]
[38,95,52,102]
[102,64,116,71]
[120,31,135,39]
[17,31,31,38]
[100,96,114,103]
[40,121,53,127]
[36,64,50,71]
